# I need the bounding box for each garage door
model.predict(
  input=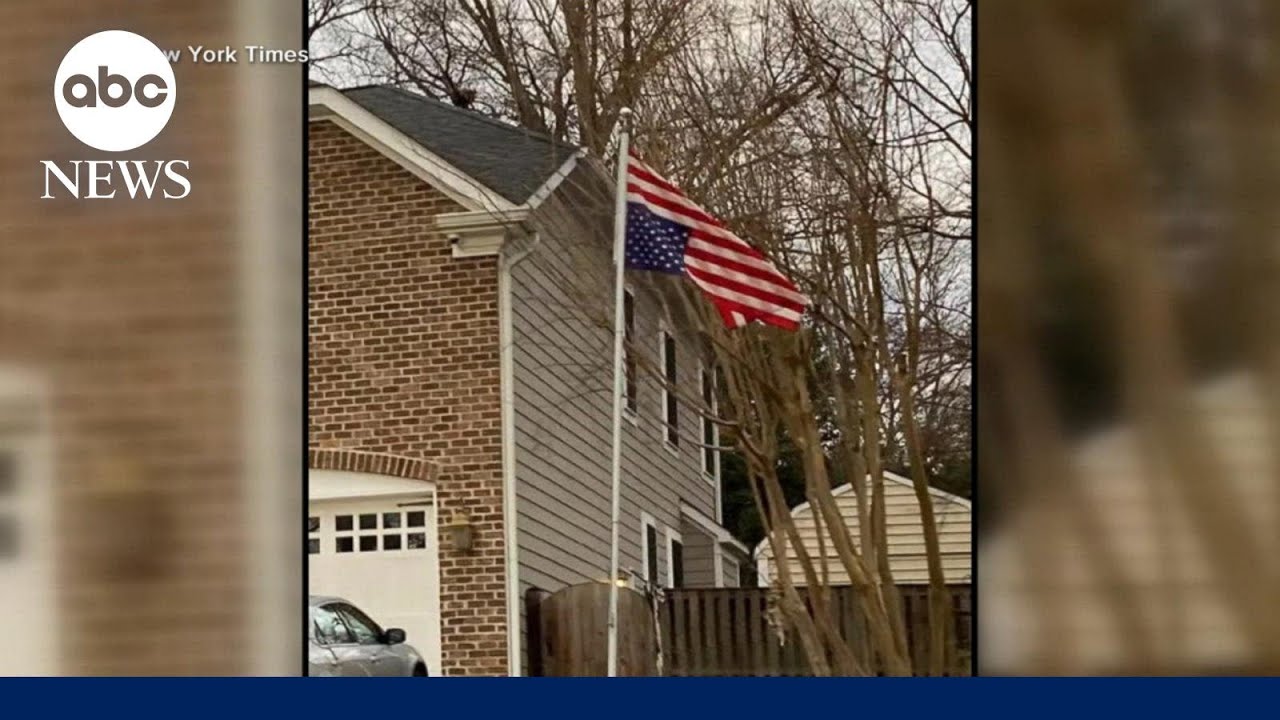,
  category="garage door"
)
[308,470,442,675]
